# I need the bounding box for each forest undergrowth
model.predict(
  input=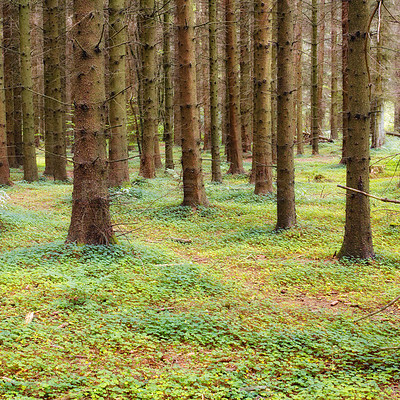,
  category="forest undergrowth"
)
[1,140,400,399]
